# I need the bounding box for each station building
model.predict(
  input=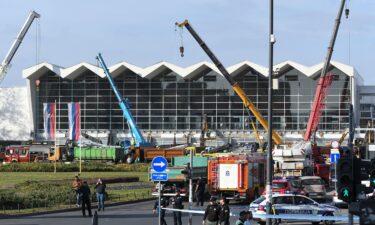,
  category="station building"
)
[20,60,365,146]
